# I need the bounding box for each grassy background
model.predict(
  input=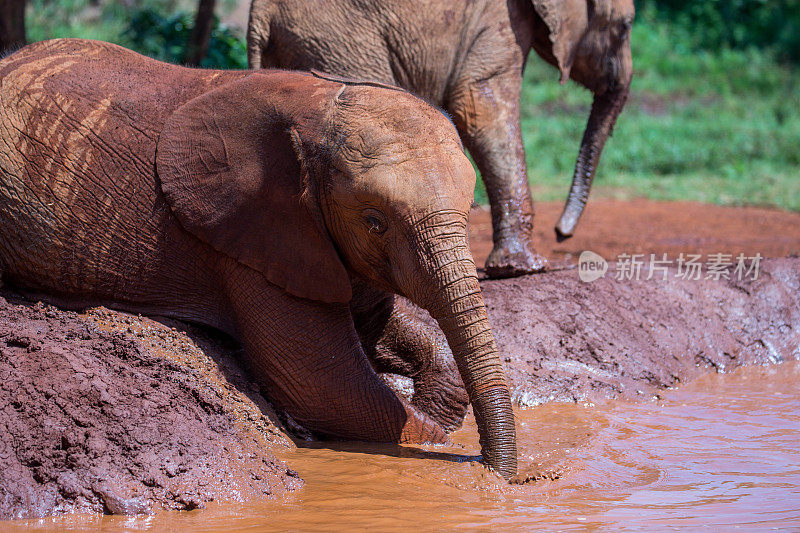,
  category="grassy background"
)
[24,0,800,211]
[507,5,800,211]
